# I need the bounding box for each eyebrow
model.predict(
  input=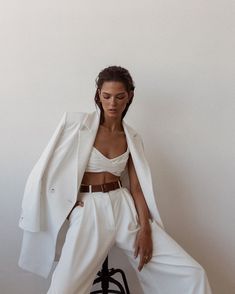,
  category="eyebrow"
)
[102,92,126,95]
